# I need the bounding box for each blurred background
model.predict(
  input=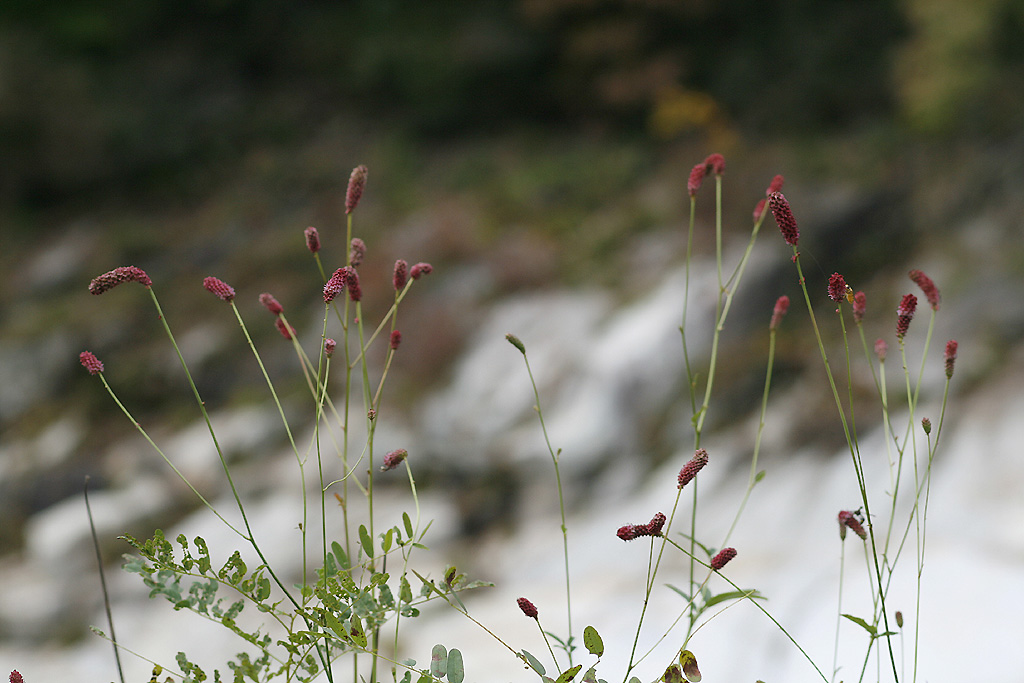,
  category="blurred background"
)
[2,0,1024,680]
